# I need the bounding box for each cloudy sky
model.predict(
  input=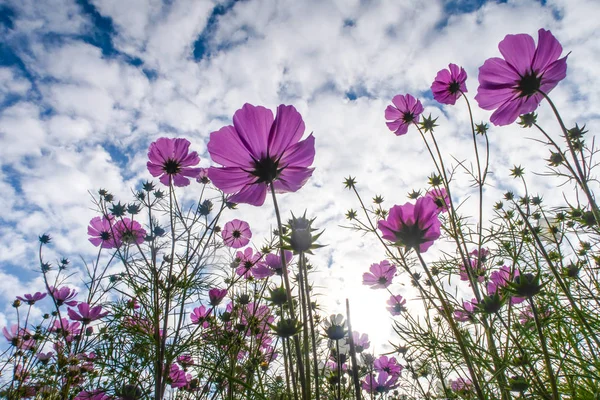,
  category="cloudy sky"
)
[1,0,598,351]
